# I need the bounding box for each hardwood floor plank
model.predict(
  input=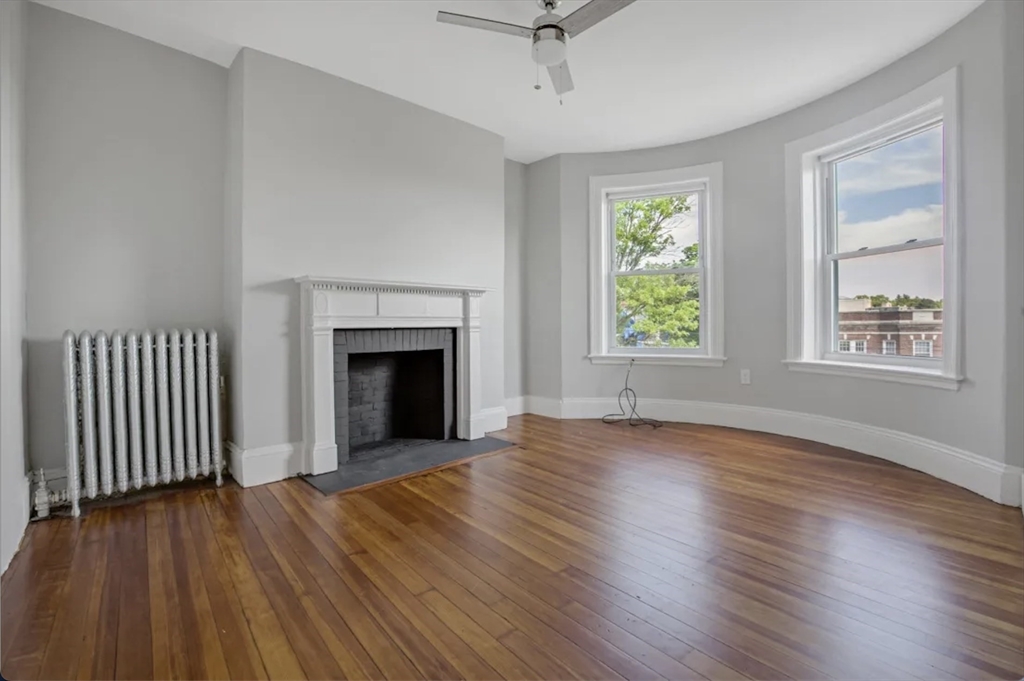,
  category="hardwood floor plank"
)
[2,519,80,680]
[146,500,192,681]
[115,504,154,680]
[215,488,344,680]
[200,491,307,680]
[181,492,268,681]
[165,495,229,680]
[262,484,430,680]
[36,513,105,681]
[491,597,629,680]
[72,510,114,681]
[496,629,586,680]
[3,414,1021,681]
[1,517,58,663]
[345,494,515,638]
[349,550,502,680]
[418,589,540,680]
[347,491,503,606]
[244,487,386,681]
